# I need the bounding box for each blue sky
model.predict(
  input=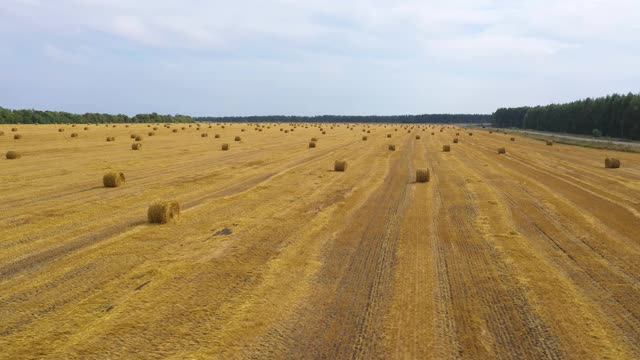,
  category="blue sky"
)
[0,0,639,116]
